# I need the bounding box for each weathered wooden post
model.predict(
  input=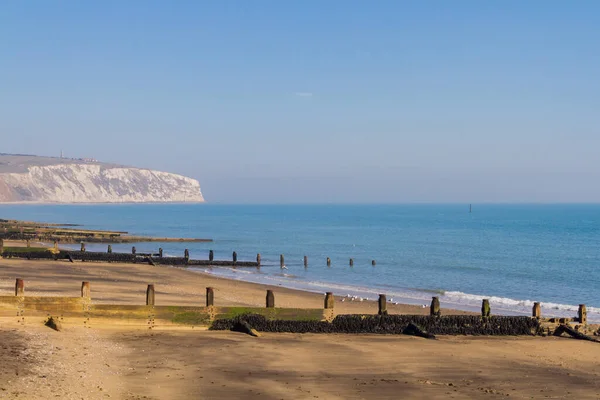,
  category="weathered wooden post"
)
[132,246,136,255]
[378,294,387,315]
[304,255,308,267]
[81,281,91,298]
[280,254,285,268]
[184,249,190,261]
[53,241,58,251]
[430,296,441,317]
[371,260,376,266]
[232,251,237,264]
[326,257,331,266]
[578,304,587,324]
[206,287,214,307]
[26,239,30,248]
[209,250,214,262]
[324,292,334,309]
[158,248,163,258]
[532,302,541,319]
[146,284,155,306]
[481,299,491,317]
[349,258,354,266]
[0,239,4,255]
[256,253,261,266]
[80,242,86,252]
[15,278,24,296]
[107,245,112,253]
[266,290,275,308]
